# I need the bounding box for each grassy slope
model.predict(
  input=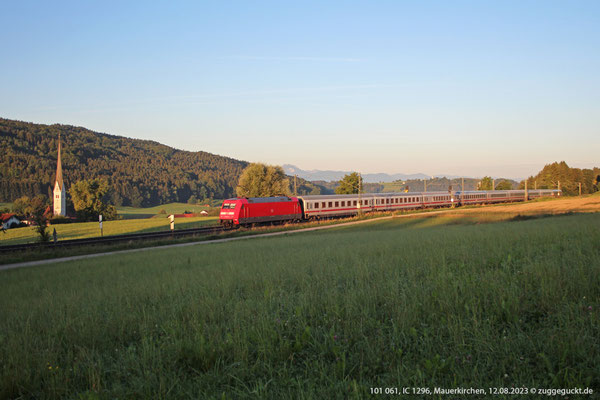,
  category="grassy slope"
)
[1,213,598,399]
[0,216,219,245]
[116,202,216,219]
